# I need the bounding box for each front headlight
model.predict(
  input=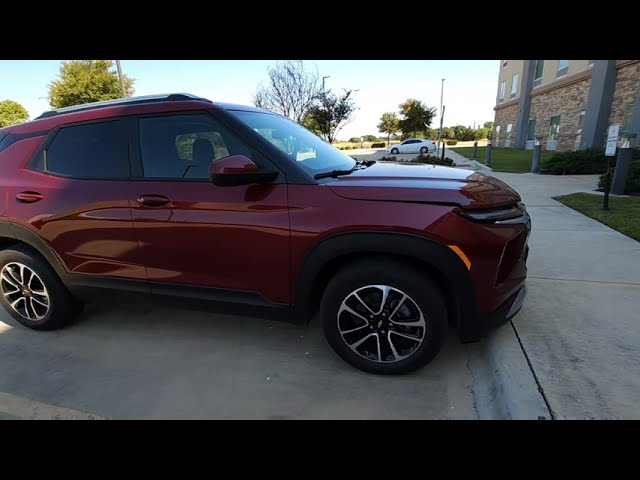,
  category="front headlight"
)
[458,203,528,224]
